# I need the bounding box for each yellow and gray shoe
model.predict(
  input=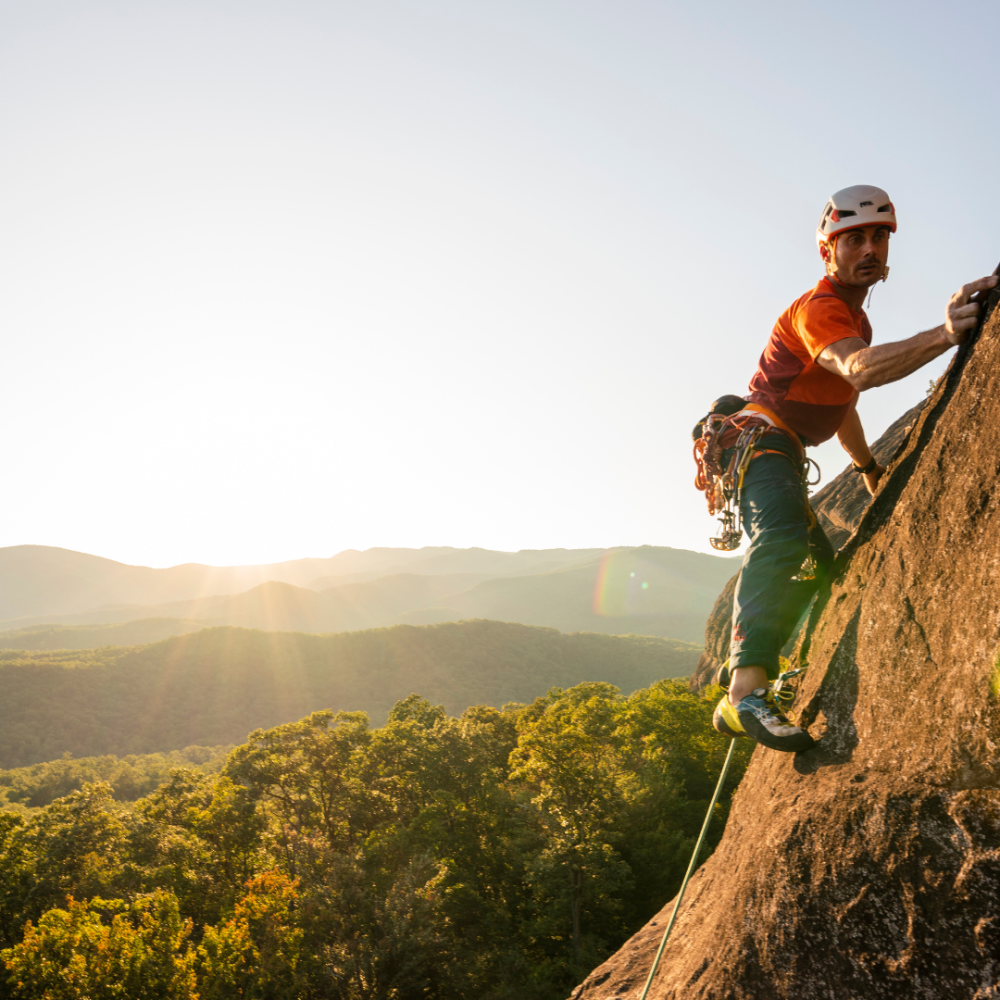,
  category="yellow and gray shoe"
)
[734,688,814,753]
[712,695,747,739]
